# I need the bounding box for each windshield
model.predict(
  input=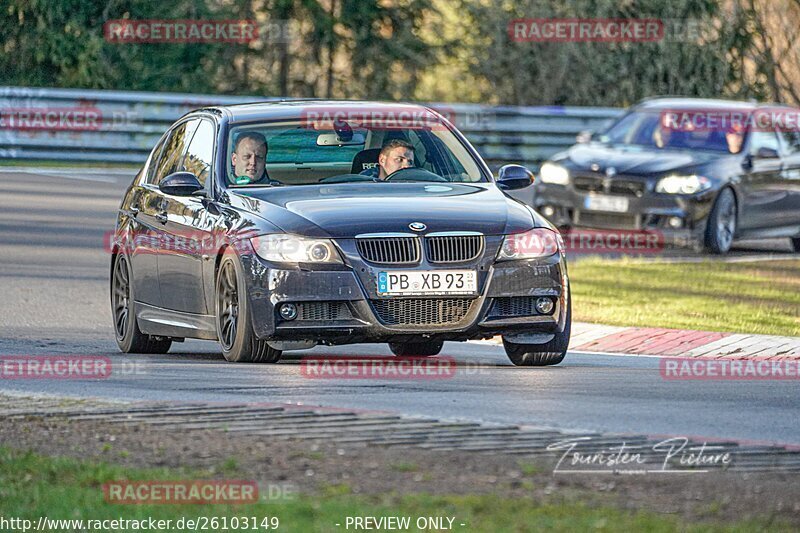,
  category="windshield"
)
[225,118,487,187]
[597,110,744,153]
